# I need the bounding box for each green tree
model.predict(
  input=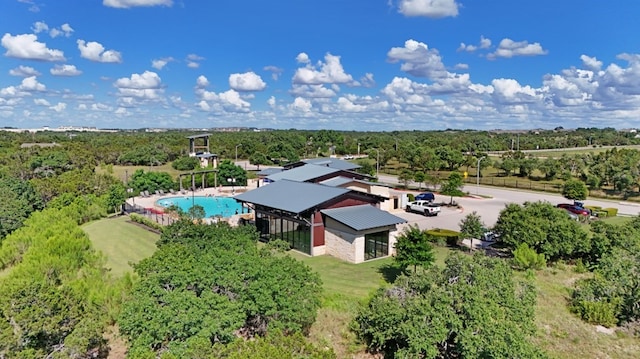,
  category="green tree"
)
[119,221,323,356]
[354,253,545,358]
[413,171,426,190]
[494,201,590,262]
[0,176,44,240]
[172,156,200,170]
[188,204,206,220]
[249,152,271,170]
[562,178,588,202]
[218,159,247,186]
[459,211,485,251]
[440,172,464,204]
[398,168,414,189]
[393,224,435,273]
[106,182,127,214]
